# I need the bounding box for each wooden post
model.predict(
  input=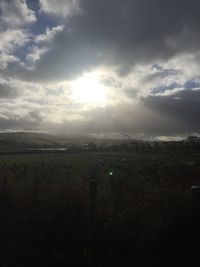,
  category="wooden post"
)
[88,162,98,266]
[109,170,116,217]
